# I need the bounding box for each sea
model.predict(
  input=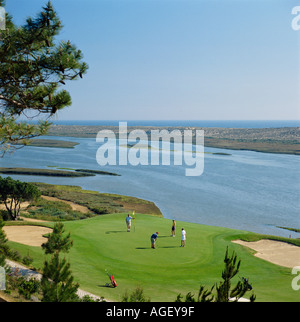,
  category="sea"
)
[49,120,300,128]
[2,120,300,237]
